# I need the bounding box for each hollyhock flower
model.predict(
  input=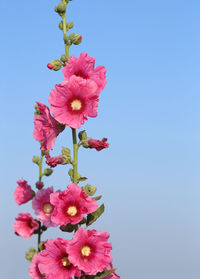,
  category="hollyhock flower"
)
[88,138,109,151]
[67,228,112,275]
[33,102,65,151]
[37,238,81,279]
[49,76,99,129]
[14,179,33,205]
[32,187,56,227]
[29,253,46,279]
[62,52,107,94]
[50,183,97,225]
[14,213,39,238]
[45,153,64,168]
